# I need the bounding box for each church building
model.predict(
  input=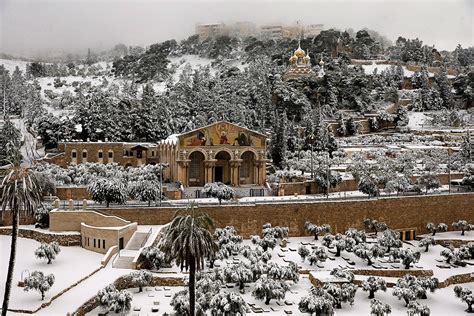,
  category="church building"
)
[159,121,268,187]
